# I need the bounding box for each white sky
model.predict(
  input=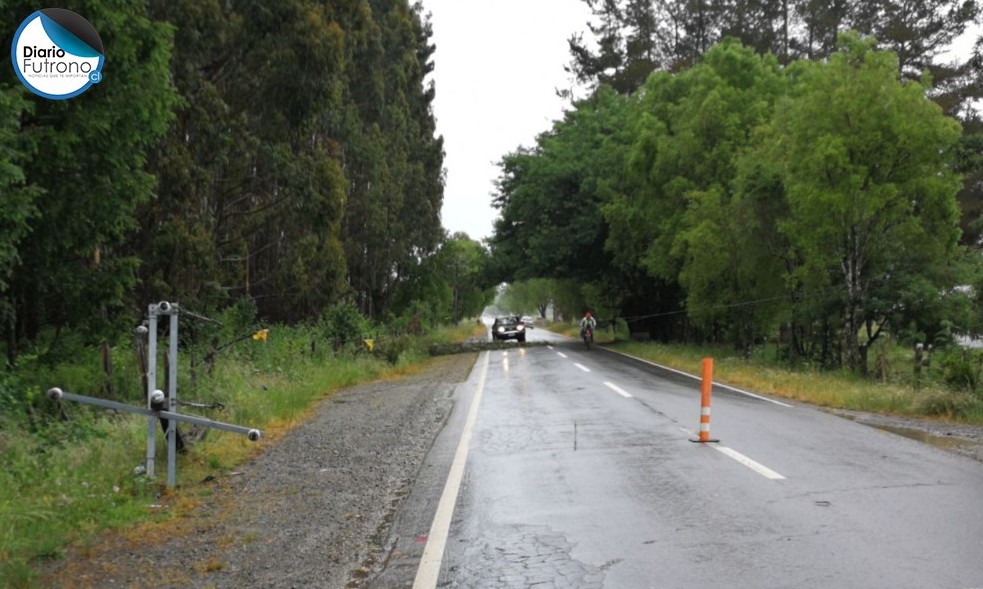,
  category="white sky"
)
[421,0,593,241]
[422,2,981,242]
